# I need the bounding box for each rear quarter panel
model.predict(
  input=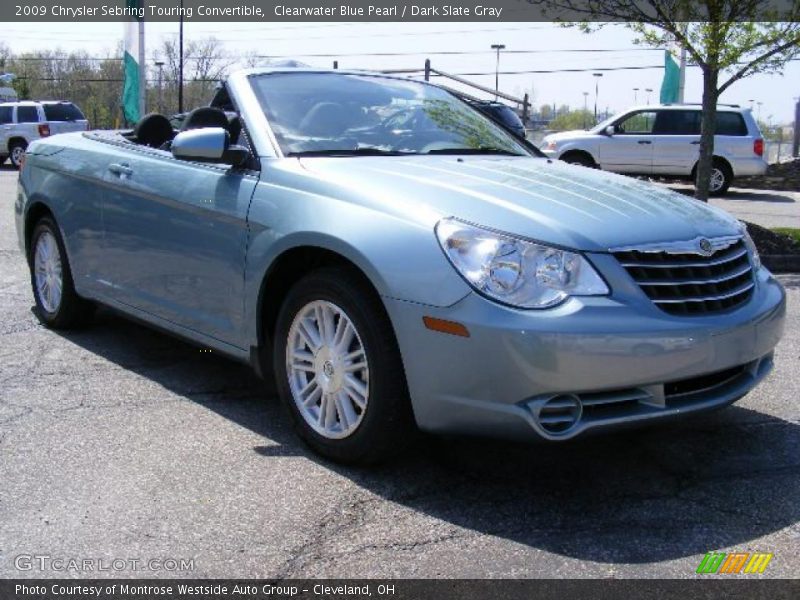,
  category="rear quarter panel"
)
[18,133,114,296]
